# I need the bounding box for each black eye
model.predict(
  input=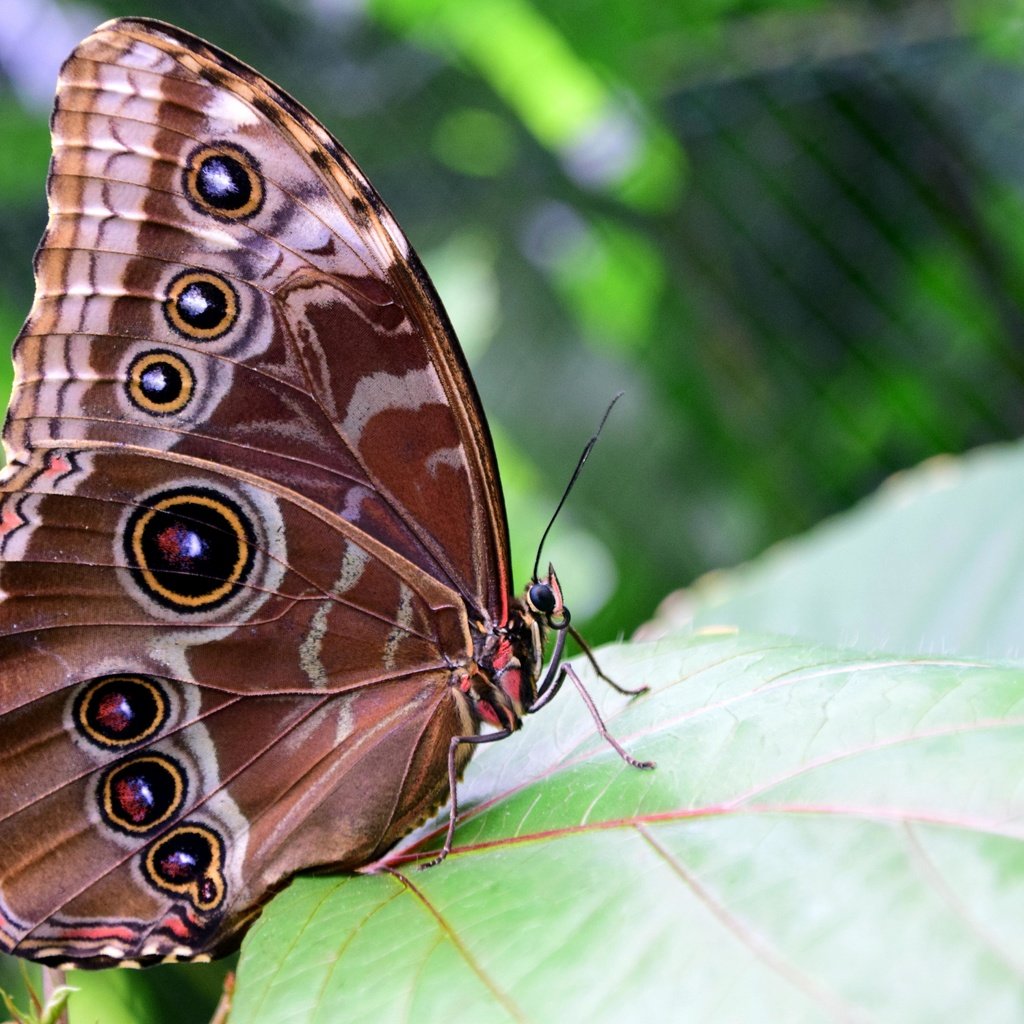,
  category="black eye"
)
[529,582,557,614]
